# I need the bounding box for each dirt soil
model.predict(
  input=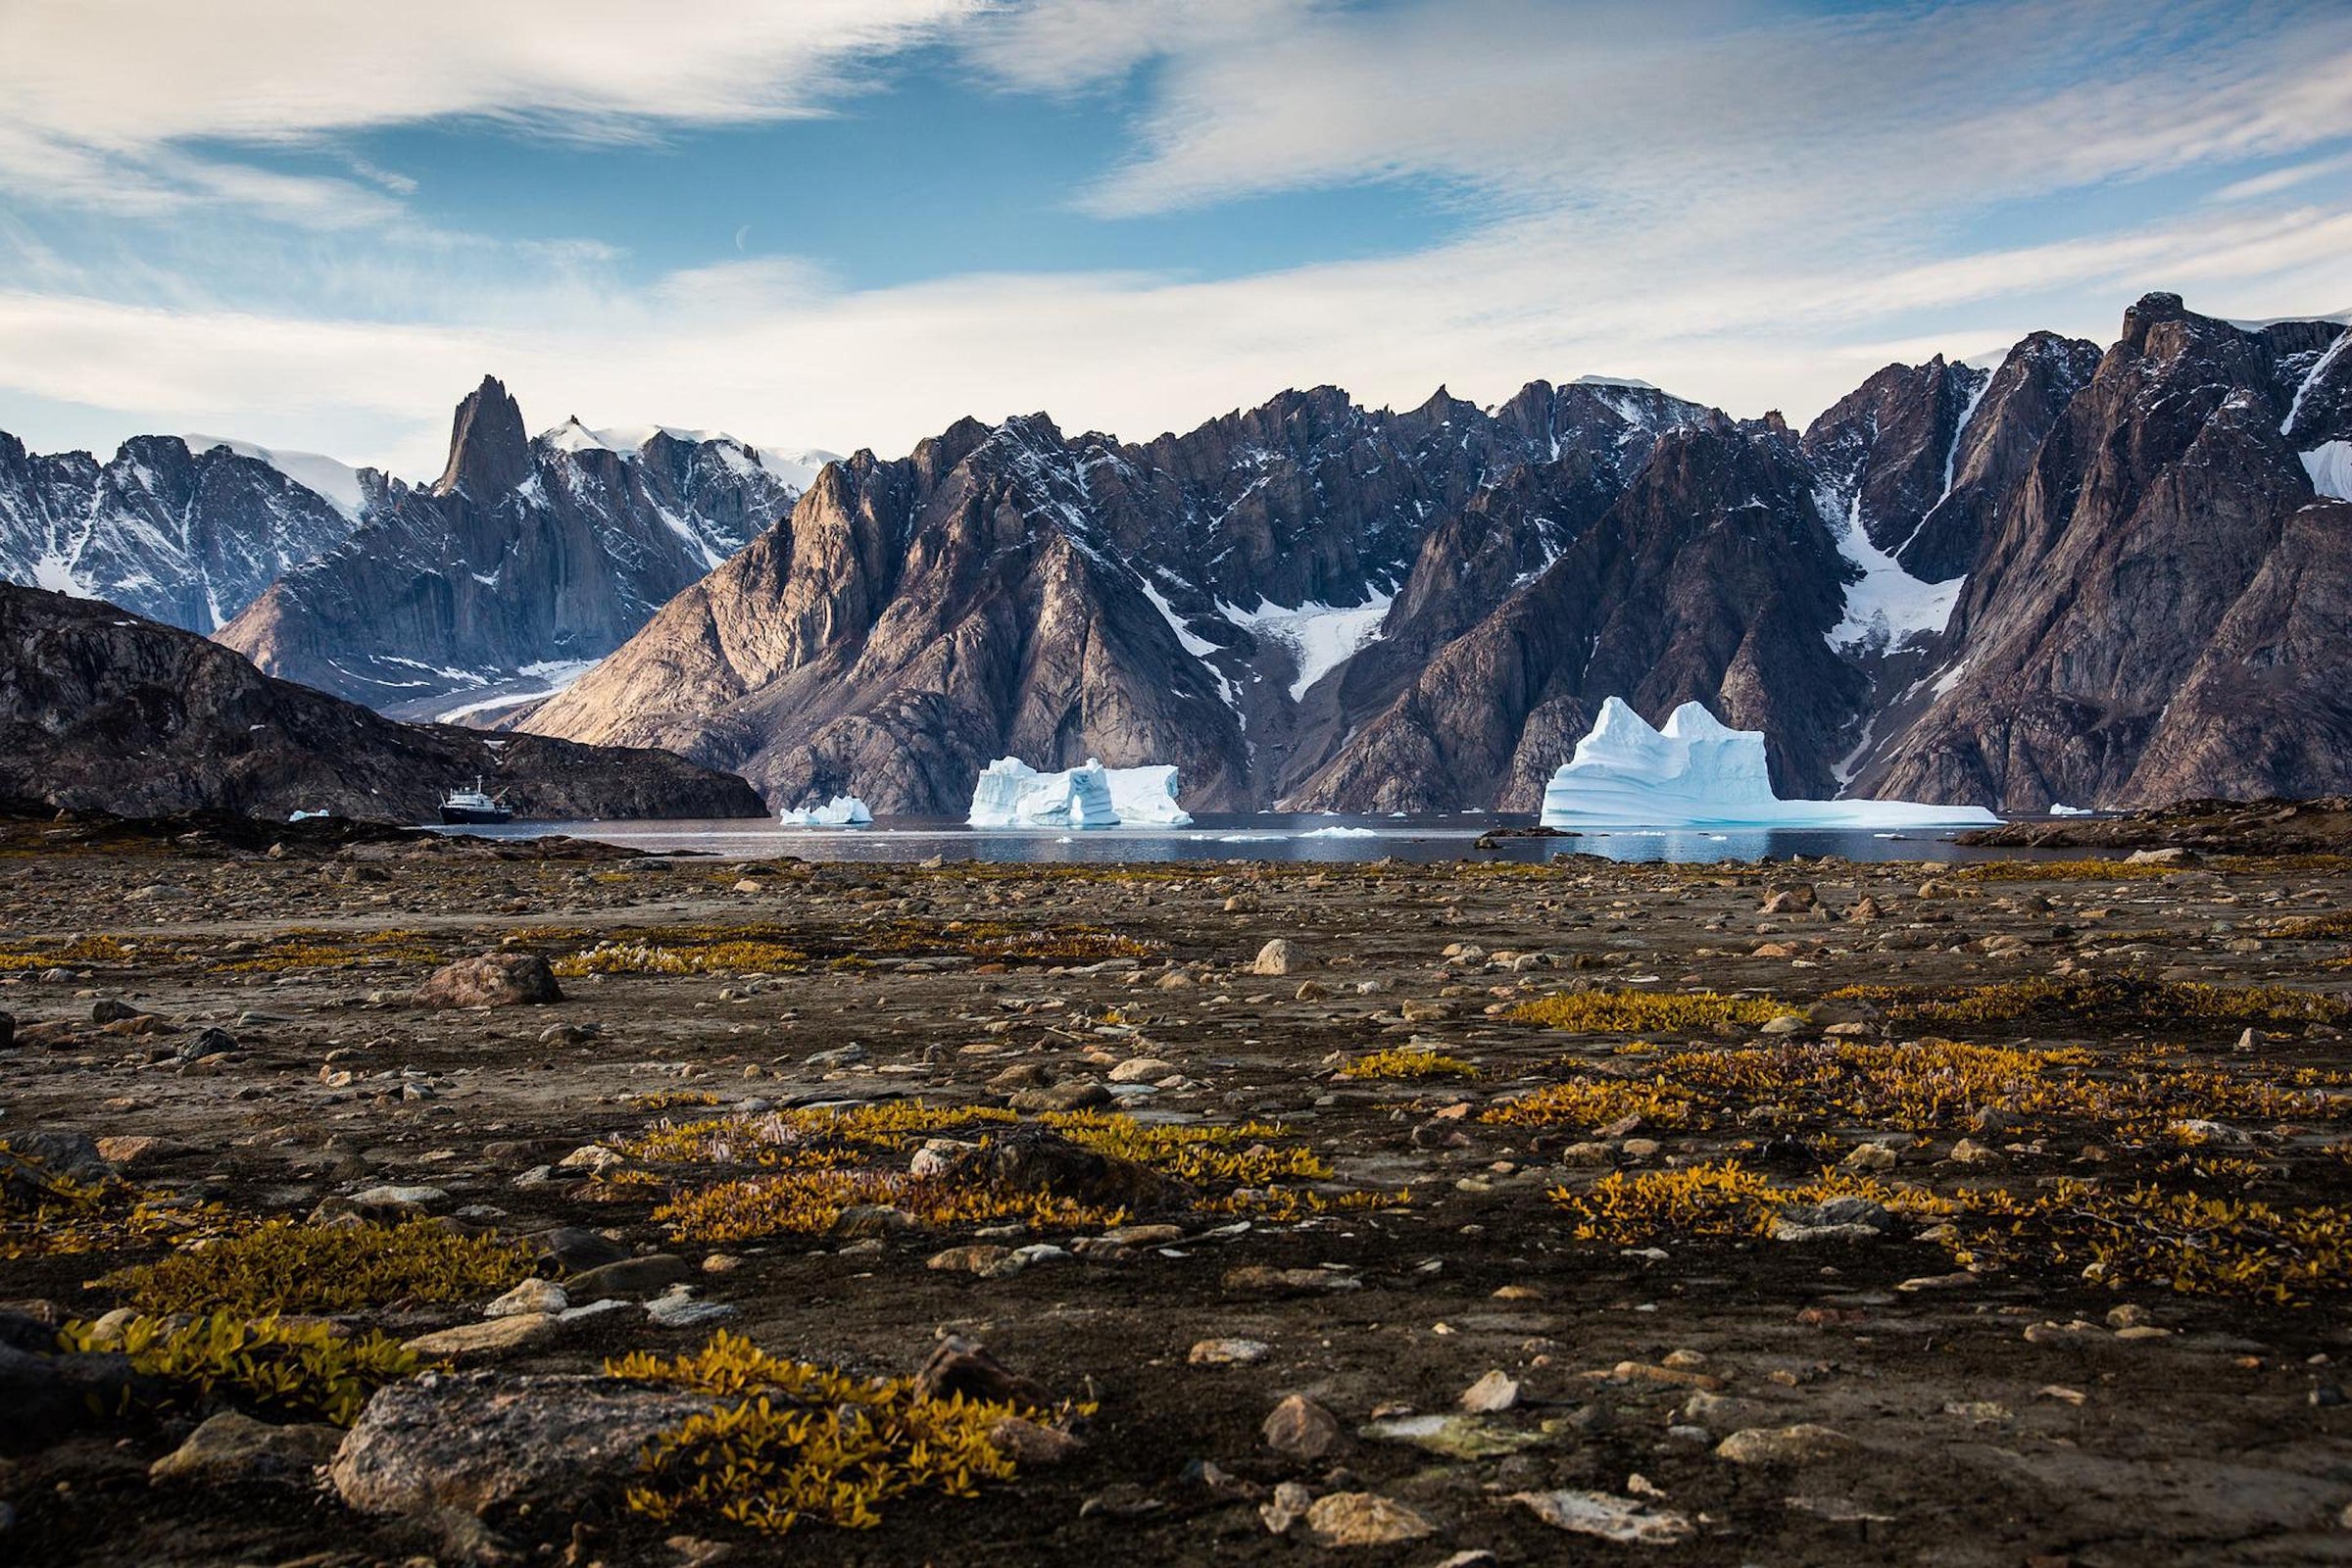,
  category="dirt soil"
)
[6,831,2352,1567]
